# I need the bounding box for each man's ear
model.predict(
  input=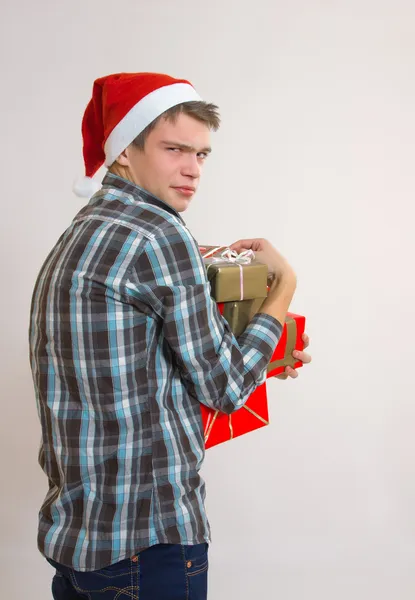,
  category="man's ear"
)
[114,148,130,167]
